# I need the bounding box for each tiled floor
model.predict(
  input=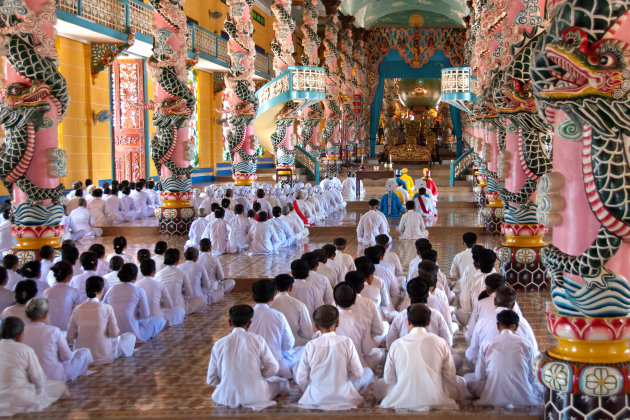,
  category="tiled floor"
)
[12,173,551,419]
